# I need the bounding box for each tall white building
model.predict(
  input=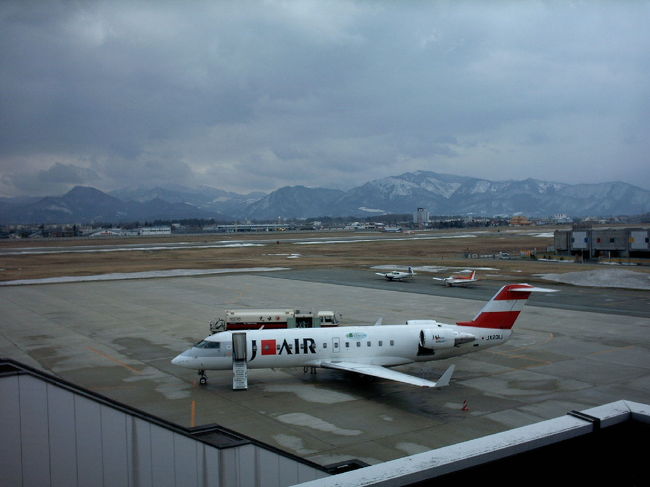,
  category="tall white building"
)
[413,207,429,227]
